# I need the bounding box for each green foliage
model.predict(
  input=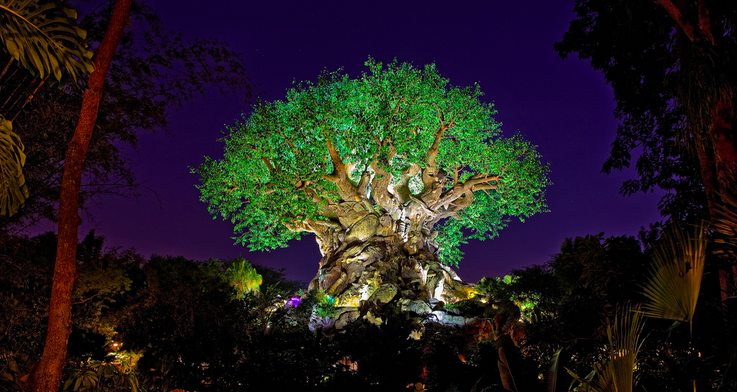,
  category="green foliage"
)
[640,223,707,336]
[566,305,645,392]
[197,58,548,267]
[73,231,138,339]
[0,3,252,230]
[310,290,336,319]
[223,258,262,299]
[555,0,737,221]
[476,275,541,321]
[0,115,27,217]
[63,357,144,392]
[0,0,94,82]
[0,232,57,370]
